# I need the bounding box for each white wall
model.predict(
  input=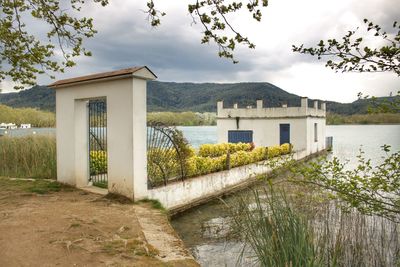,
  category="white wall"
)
[306,117,326,154]
[148,150,309,210]
[55,77,148,199]
[217,118,308,152]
